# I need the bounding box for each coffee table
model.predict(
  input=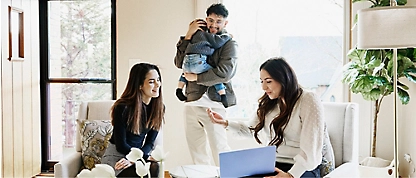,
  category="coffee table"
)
[169,165,219,178]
